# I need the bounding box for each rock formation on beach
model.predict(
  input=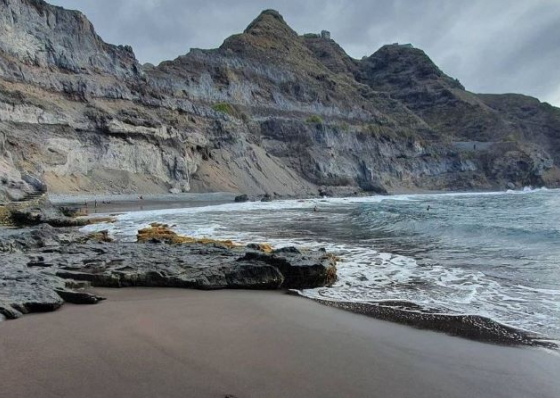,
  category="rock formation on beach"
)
[0,224,337,319]
[0,0,558,203]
